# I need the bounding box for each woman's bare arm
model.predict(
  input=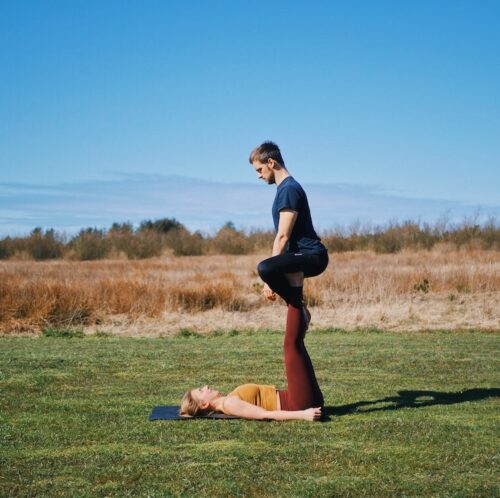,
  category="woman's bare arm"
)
[222,396,321,421]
